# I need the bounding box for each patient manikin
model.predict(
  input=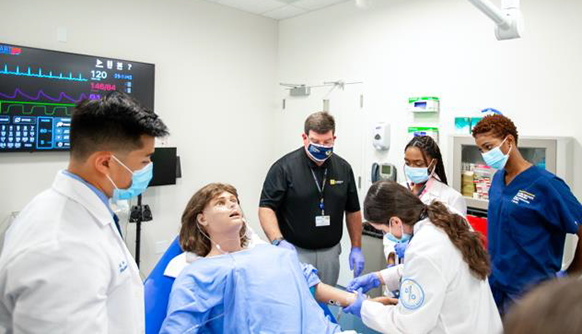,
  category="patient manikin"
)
[160,183,357,334]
